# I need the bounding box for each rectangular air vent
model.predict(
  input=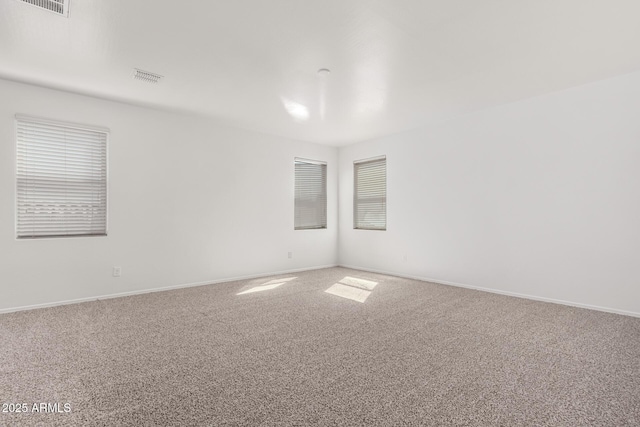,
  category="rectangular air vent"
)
[19,0,69,17]
[133,69,163,84]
